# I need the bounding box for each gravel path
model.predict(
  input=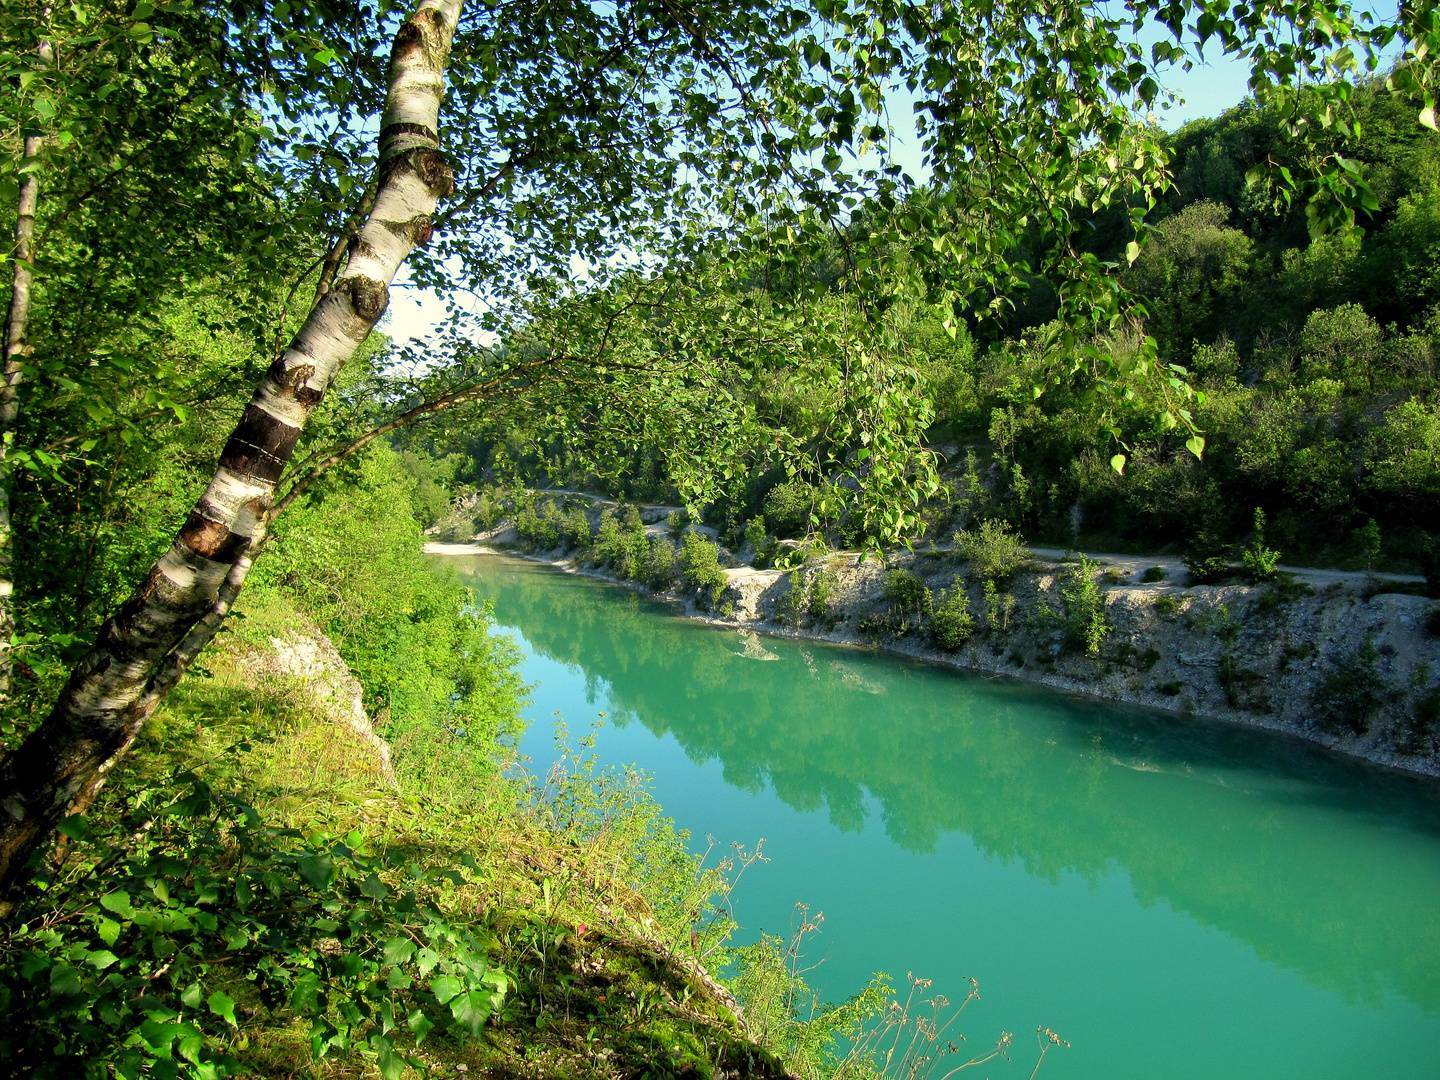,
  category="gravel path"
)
[1025,547,1425,589]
